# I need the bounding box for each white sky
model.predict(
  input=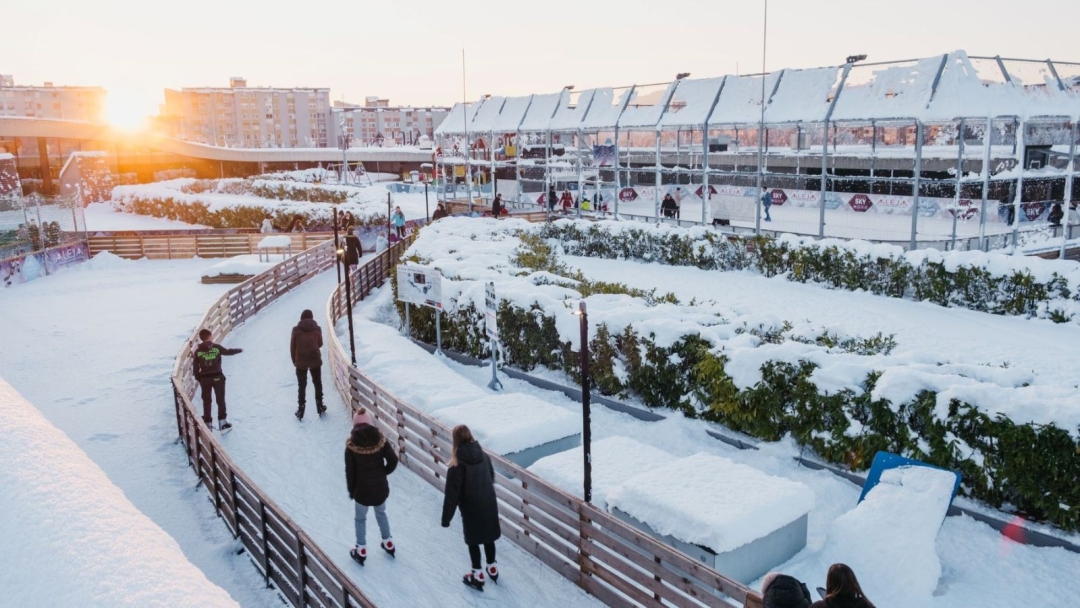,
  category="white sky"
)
[4,0,1078,120]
